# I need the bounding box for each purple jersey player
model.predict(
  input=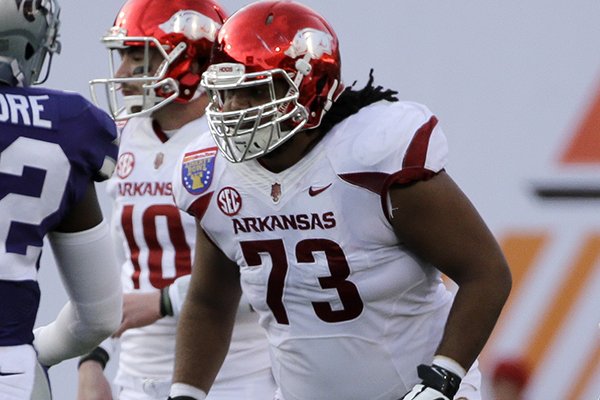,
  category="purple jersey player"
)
[0,1,122,398]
